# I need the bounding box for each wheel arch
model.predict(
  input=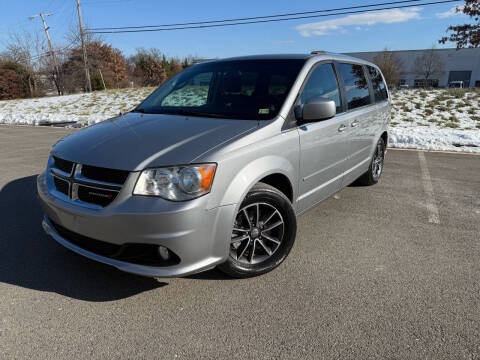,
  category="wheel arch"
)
[381,131,388,147]
[215,155,297,212]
